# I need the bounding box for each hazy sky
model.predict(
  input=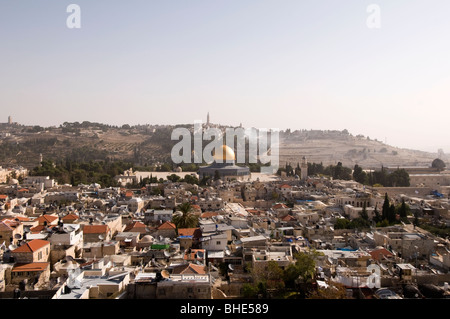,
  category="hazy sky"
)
[1,1,450,153]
